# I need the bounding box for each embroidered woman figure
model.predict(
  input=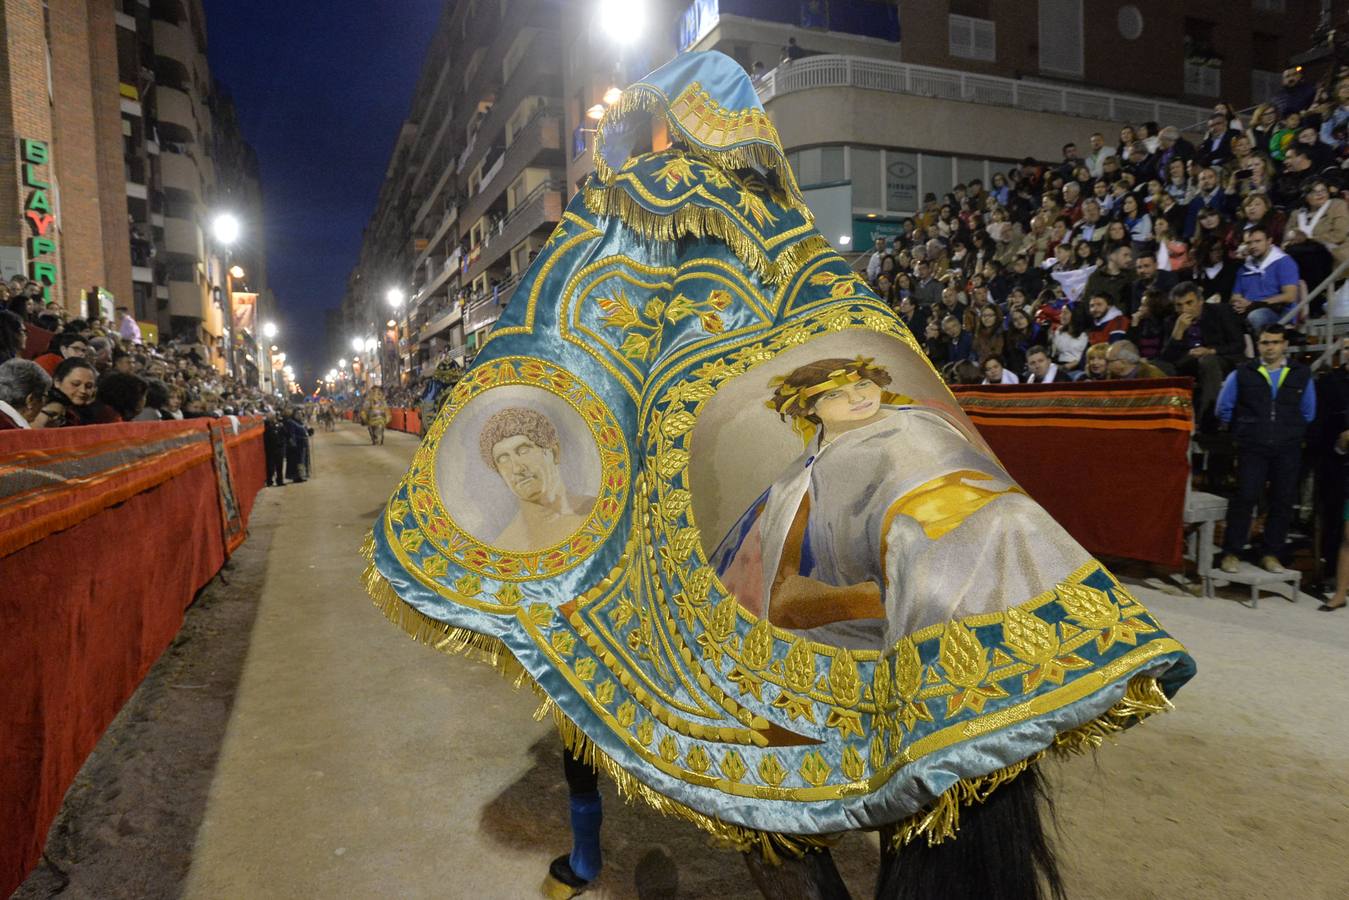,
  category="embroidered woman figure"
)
[711,356,1090,650]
